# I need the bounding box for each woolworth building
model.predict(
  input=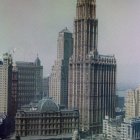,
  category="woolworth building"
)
[68,0,116,133]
